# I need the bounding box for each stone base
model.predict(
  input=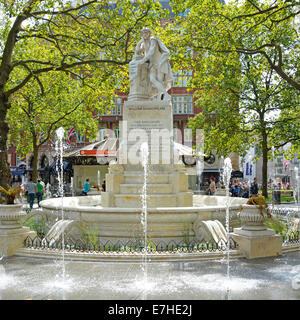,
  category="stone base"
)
[231,229,282,259]
[101,163,193,208]
[233,227,275,237]
[0,227,36,257]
